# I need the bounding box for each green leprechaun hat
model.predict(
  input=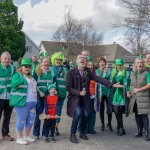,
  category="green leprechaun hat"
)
[20,58,32,67]
[114,58,124,65]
